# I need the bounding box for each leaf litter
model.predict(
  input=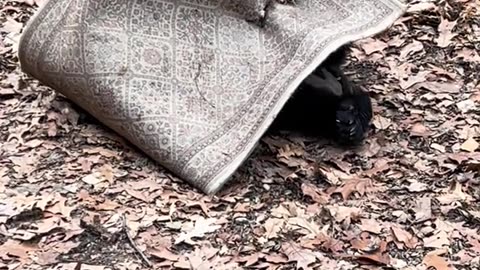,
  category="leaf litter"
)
[1,0,480,269]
